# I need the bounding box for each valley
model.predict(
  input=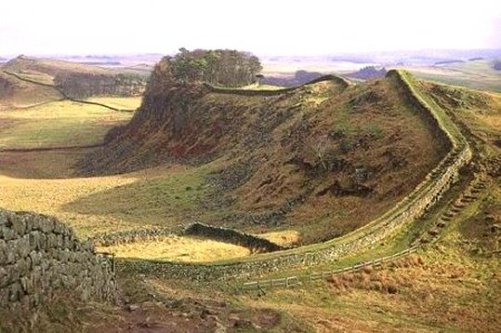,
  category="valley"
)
[0,52,499,332]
